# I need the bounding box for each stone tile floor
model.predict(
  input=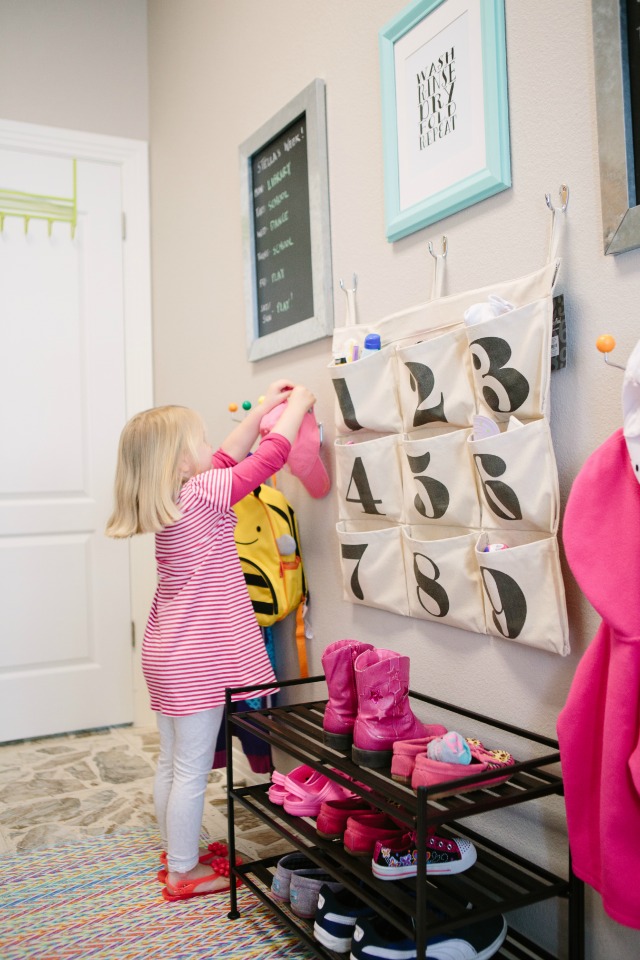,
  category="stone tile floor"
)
[0,724,290,863]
